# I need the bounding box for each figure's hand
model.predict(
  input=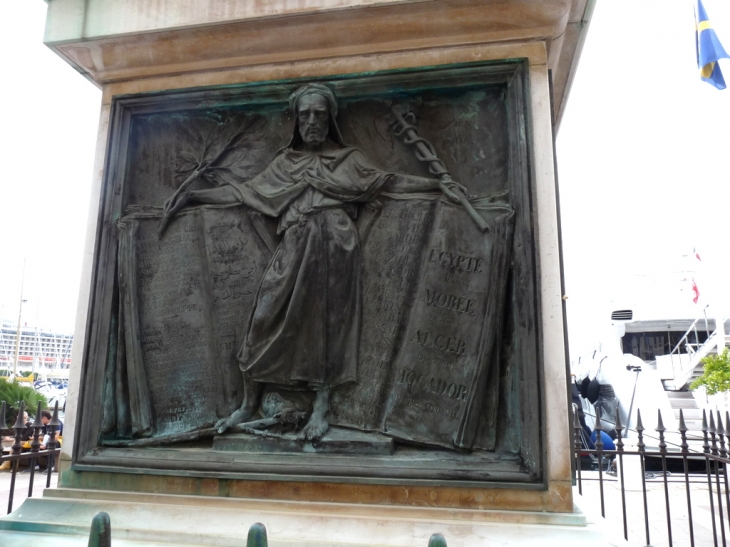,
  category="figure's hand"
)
[163,190,191,218]
[439,177,470,203]
[158,191,191,237]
